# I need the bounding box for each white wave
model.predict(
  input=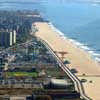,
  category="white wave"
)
[68,39,76,43]
[88,50,94,54]
[92,53,100,56]
[80,45,90,51]
[48,22,67,39]
[48,22,100,63]
[68,39,90,52]
[74,41,83,46]
[69,40,84,49]
[95,57,100,62]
